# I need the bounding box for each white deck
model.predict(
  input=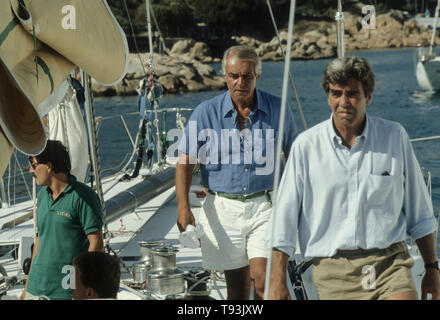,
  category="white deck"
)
[0,168,428,300]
